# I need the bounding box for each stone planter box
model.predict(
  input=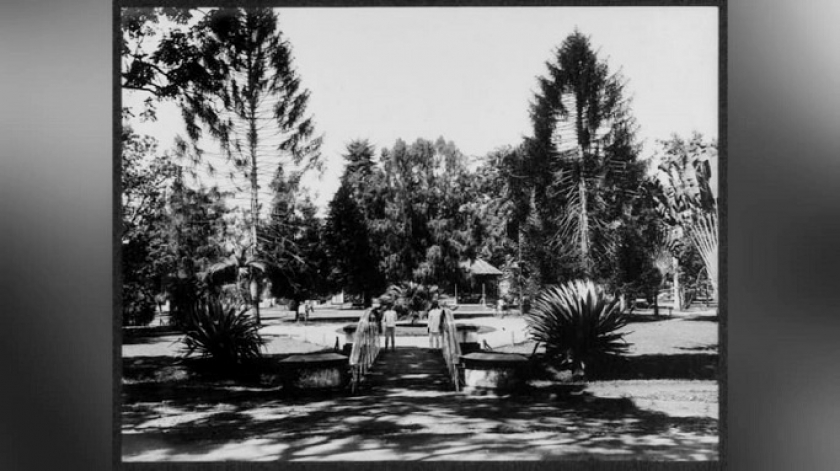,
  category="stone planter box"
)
[459,342,482,355]
[455,324,481,343]
[460,352,529,394]
[340,324,380,353]
[279,352,350,391]
[342,324,358,345]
